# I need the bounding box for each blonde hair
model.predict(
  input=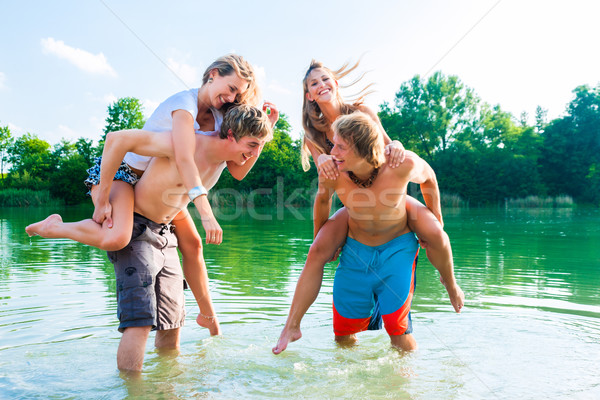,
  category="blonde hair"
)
[301,59,374,171]
[203,54,261,107]
[219,104,273,142]
[332,112,385,168]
